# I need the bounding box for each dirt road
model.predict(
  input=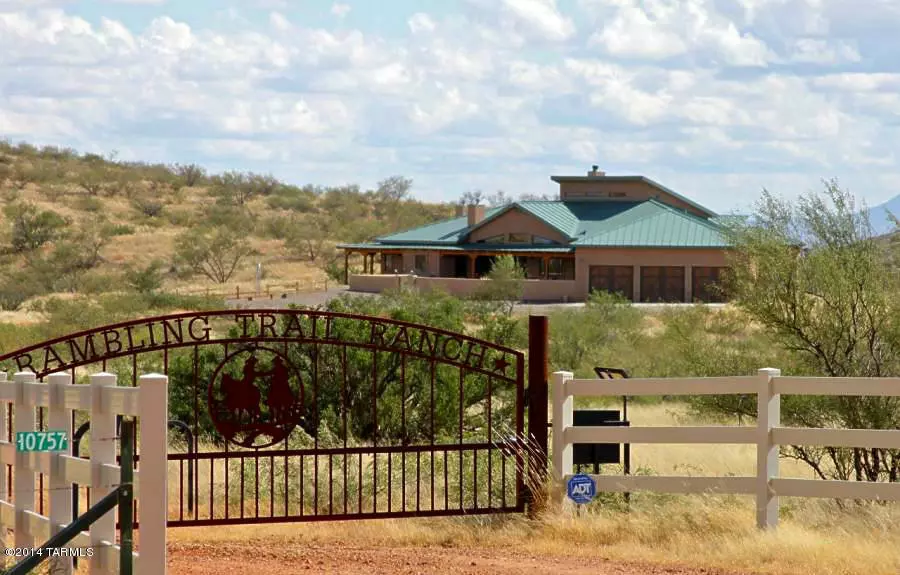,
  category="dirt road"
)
[169,541,747,575]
